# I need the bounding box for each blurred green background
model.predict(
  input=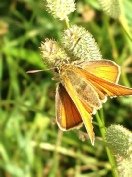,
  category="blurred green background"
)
[0,0,132,177]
